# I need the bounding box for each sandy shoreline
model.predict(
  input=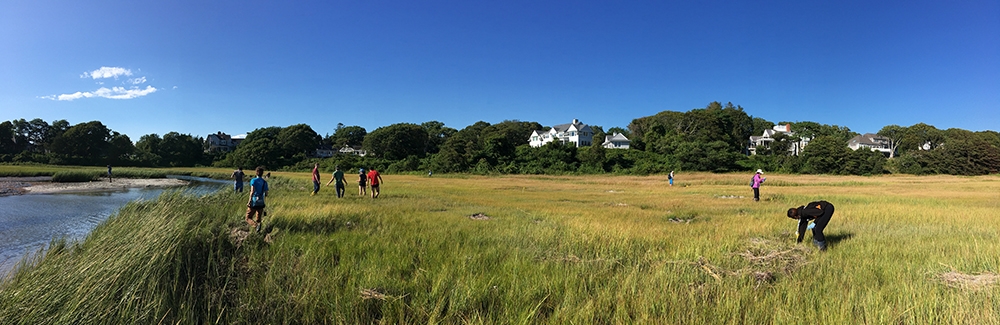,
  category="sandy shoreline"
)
[3,178,190,195]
